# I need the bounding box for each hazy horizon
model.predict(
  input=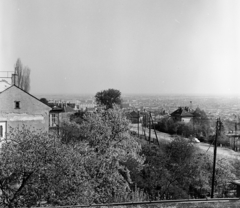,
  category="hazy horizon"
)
[1,0,240,96]
[35,91,240,99]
